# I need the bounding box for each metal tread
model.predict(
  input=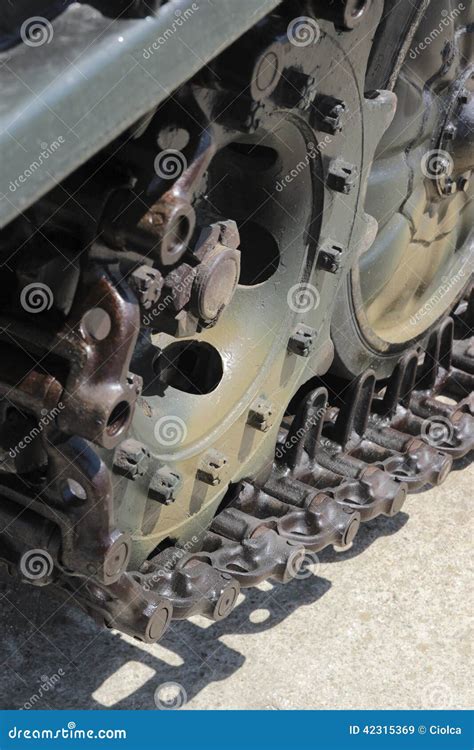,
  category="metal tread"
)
[76,289,473,643]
